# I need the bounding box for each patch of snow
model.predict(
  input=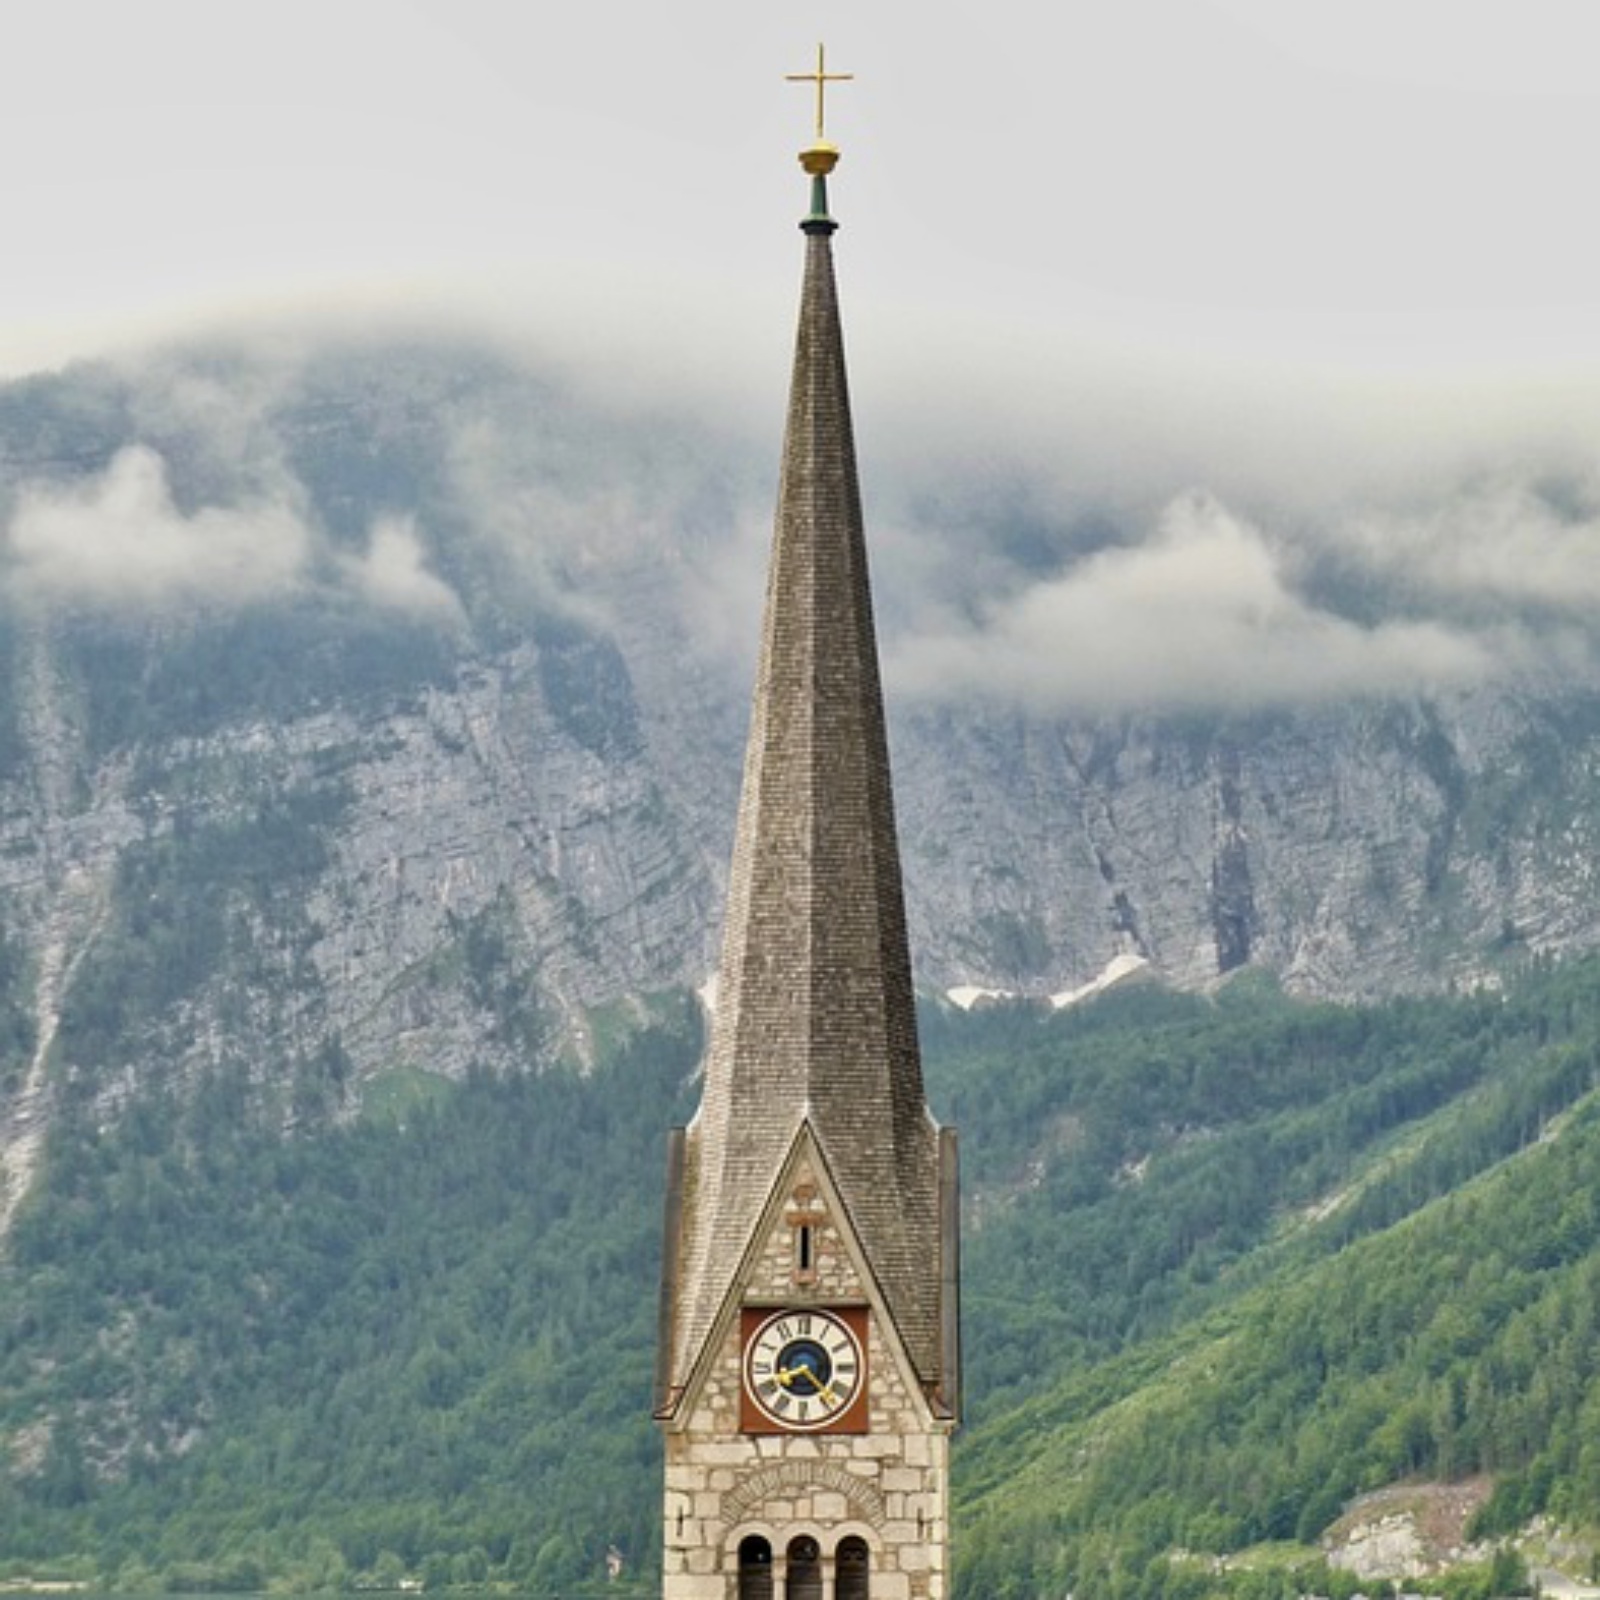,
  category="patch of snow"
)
[1050,952,1150,1010]
[945,984,1016,1011]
